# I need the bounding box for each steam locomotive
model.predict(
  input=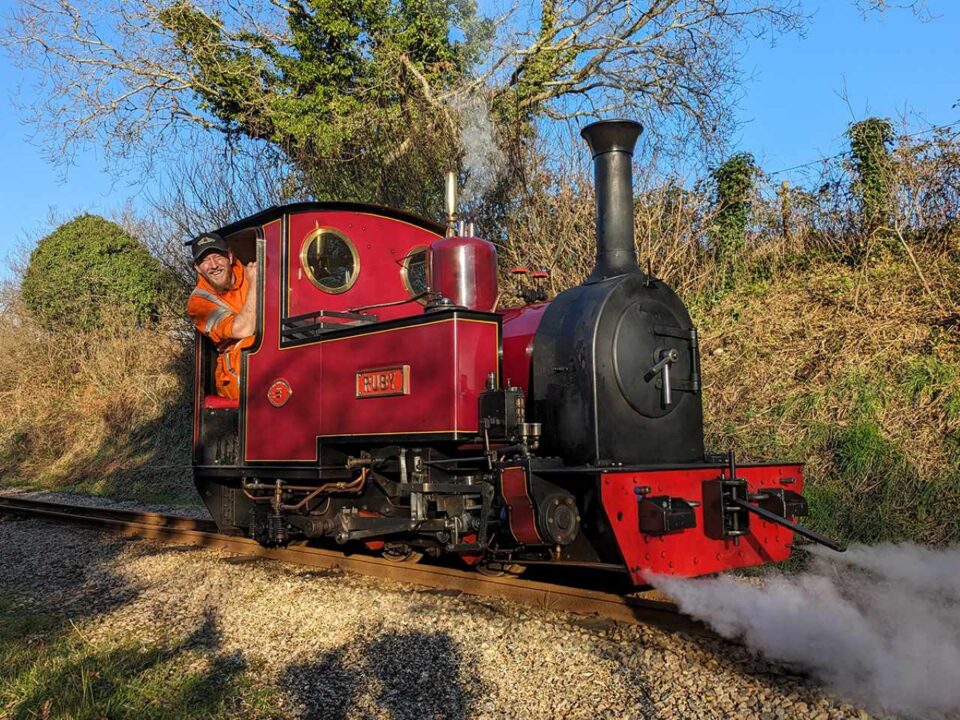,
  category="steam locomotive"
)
[192,120,843,584]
